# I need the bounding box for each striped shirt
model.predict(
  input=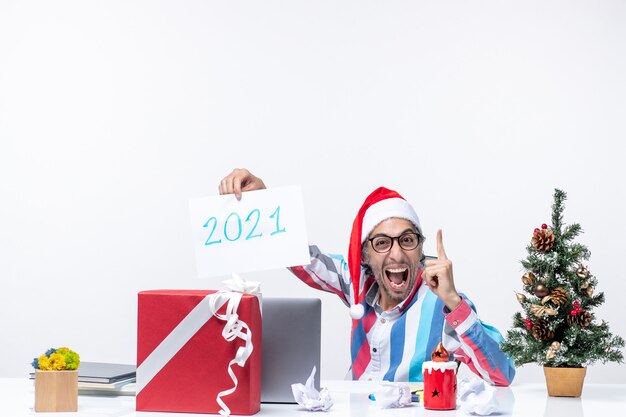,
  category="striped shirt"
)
[289,245,515,386]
